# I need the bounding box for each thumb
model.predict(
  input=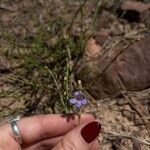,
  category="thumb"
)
[52,121,101,150]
